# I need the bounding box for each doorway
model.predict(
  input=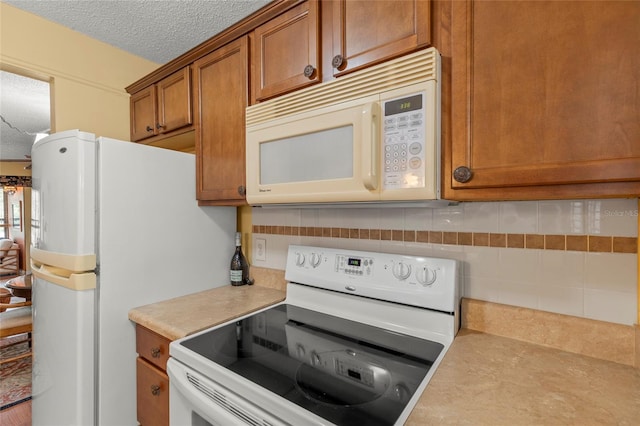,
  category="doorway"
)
[0,69,51,274]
